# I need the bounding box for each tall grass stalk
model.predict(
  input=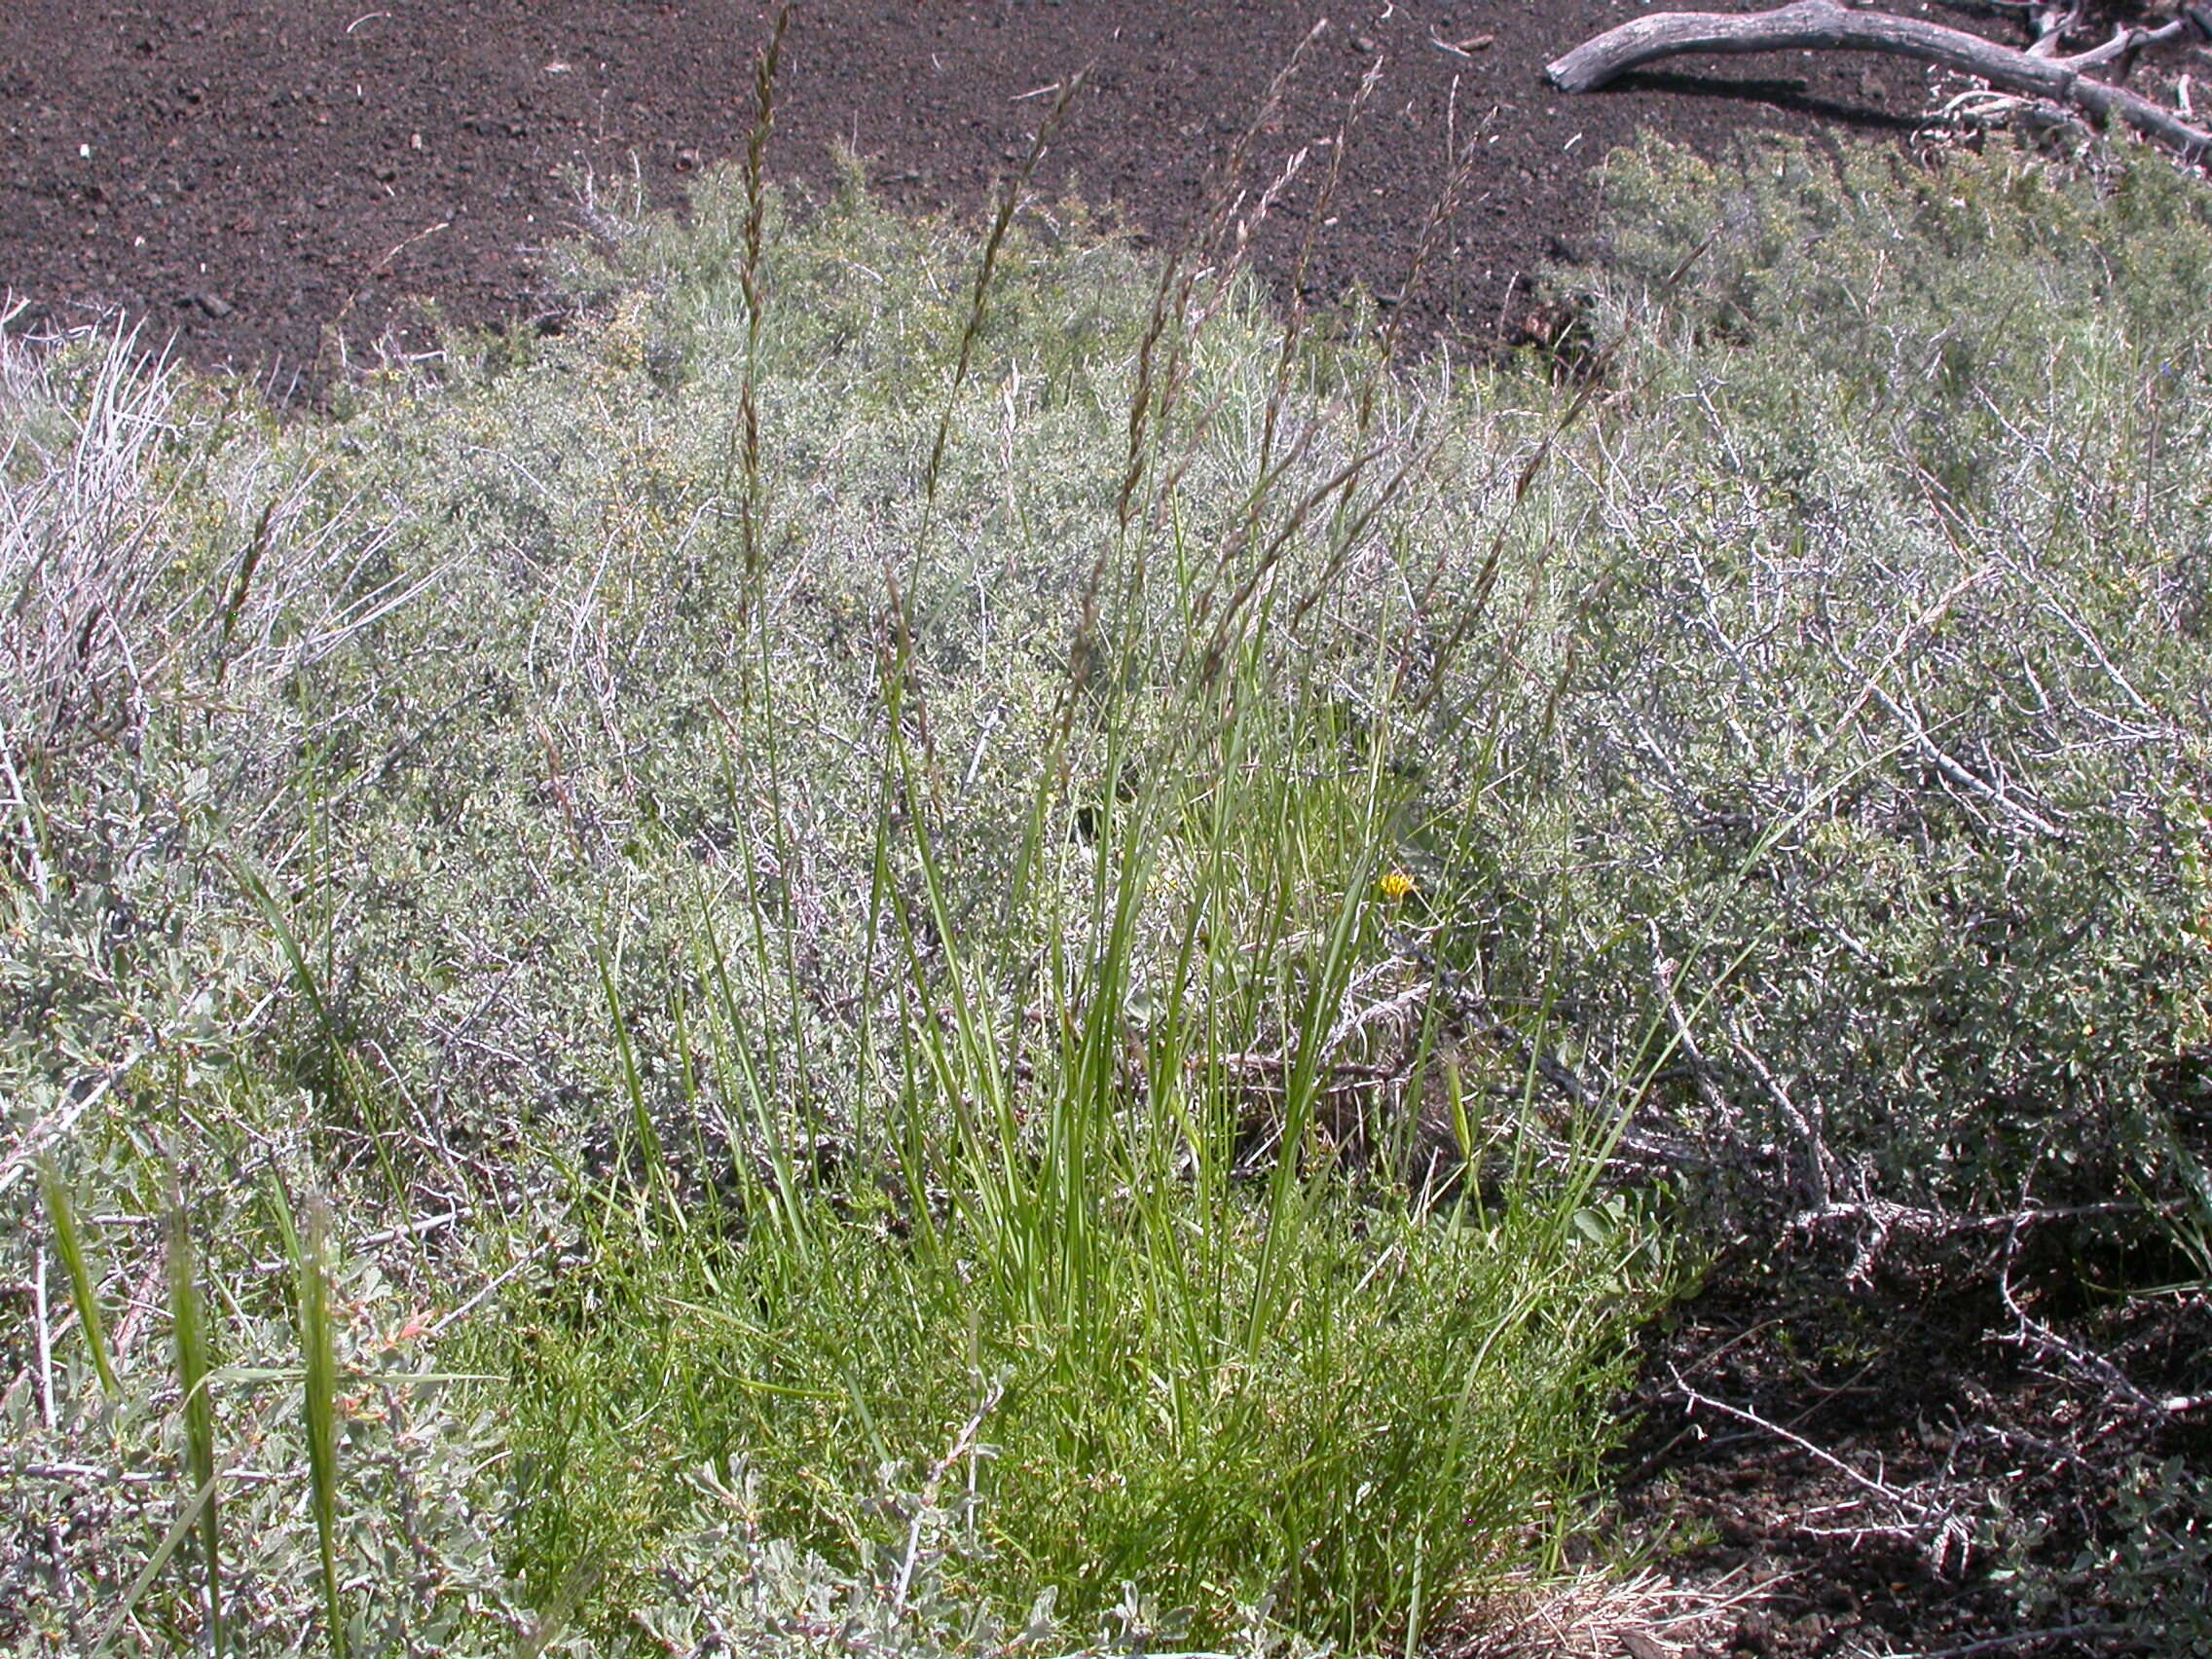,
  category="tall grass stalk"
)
[593,925,675,1220]
[919,68,1086,517]
[1112,19,1323,536]
[294,1192,350,1659]
[732,0,790,597]
[166,1192,224,1658]
[38,1155,118,1396]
